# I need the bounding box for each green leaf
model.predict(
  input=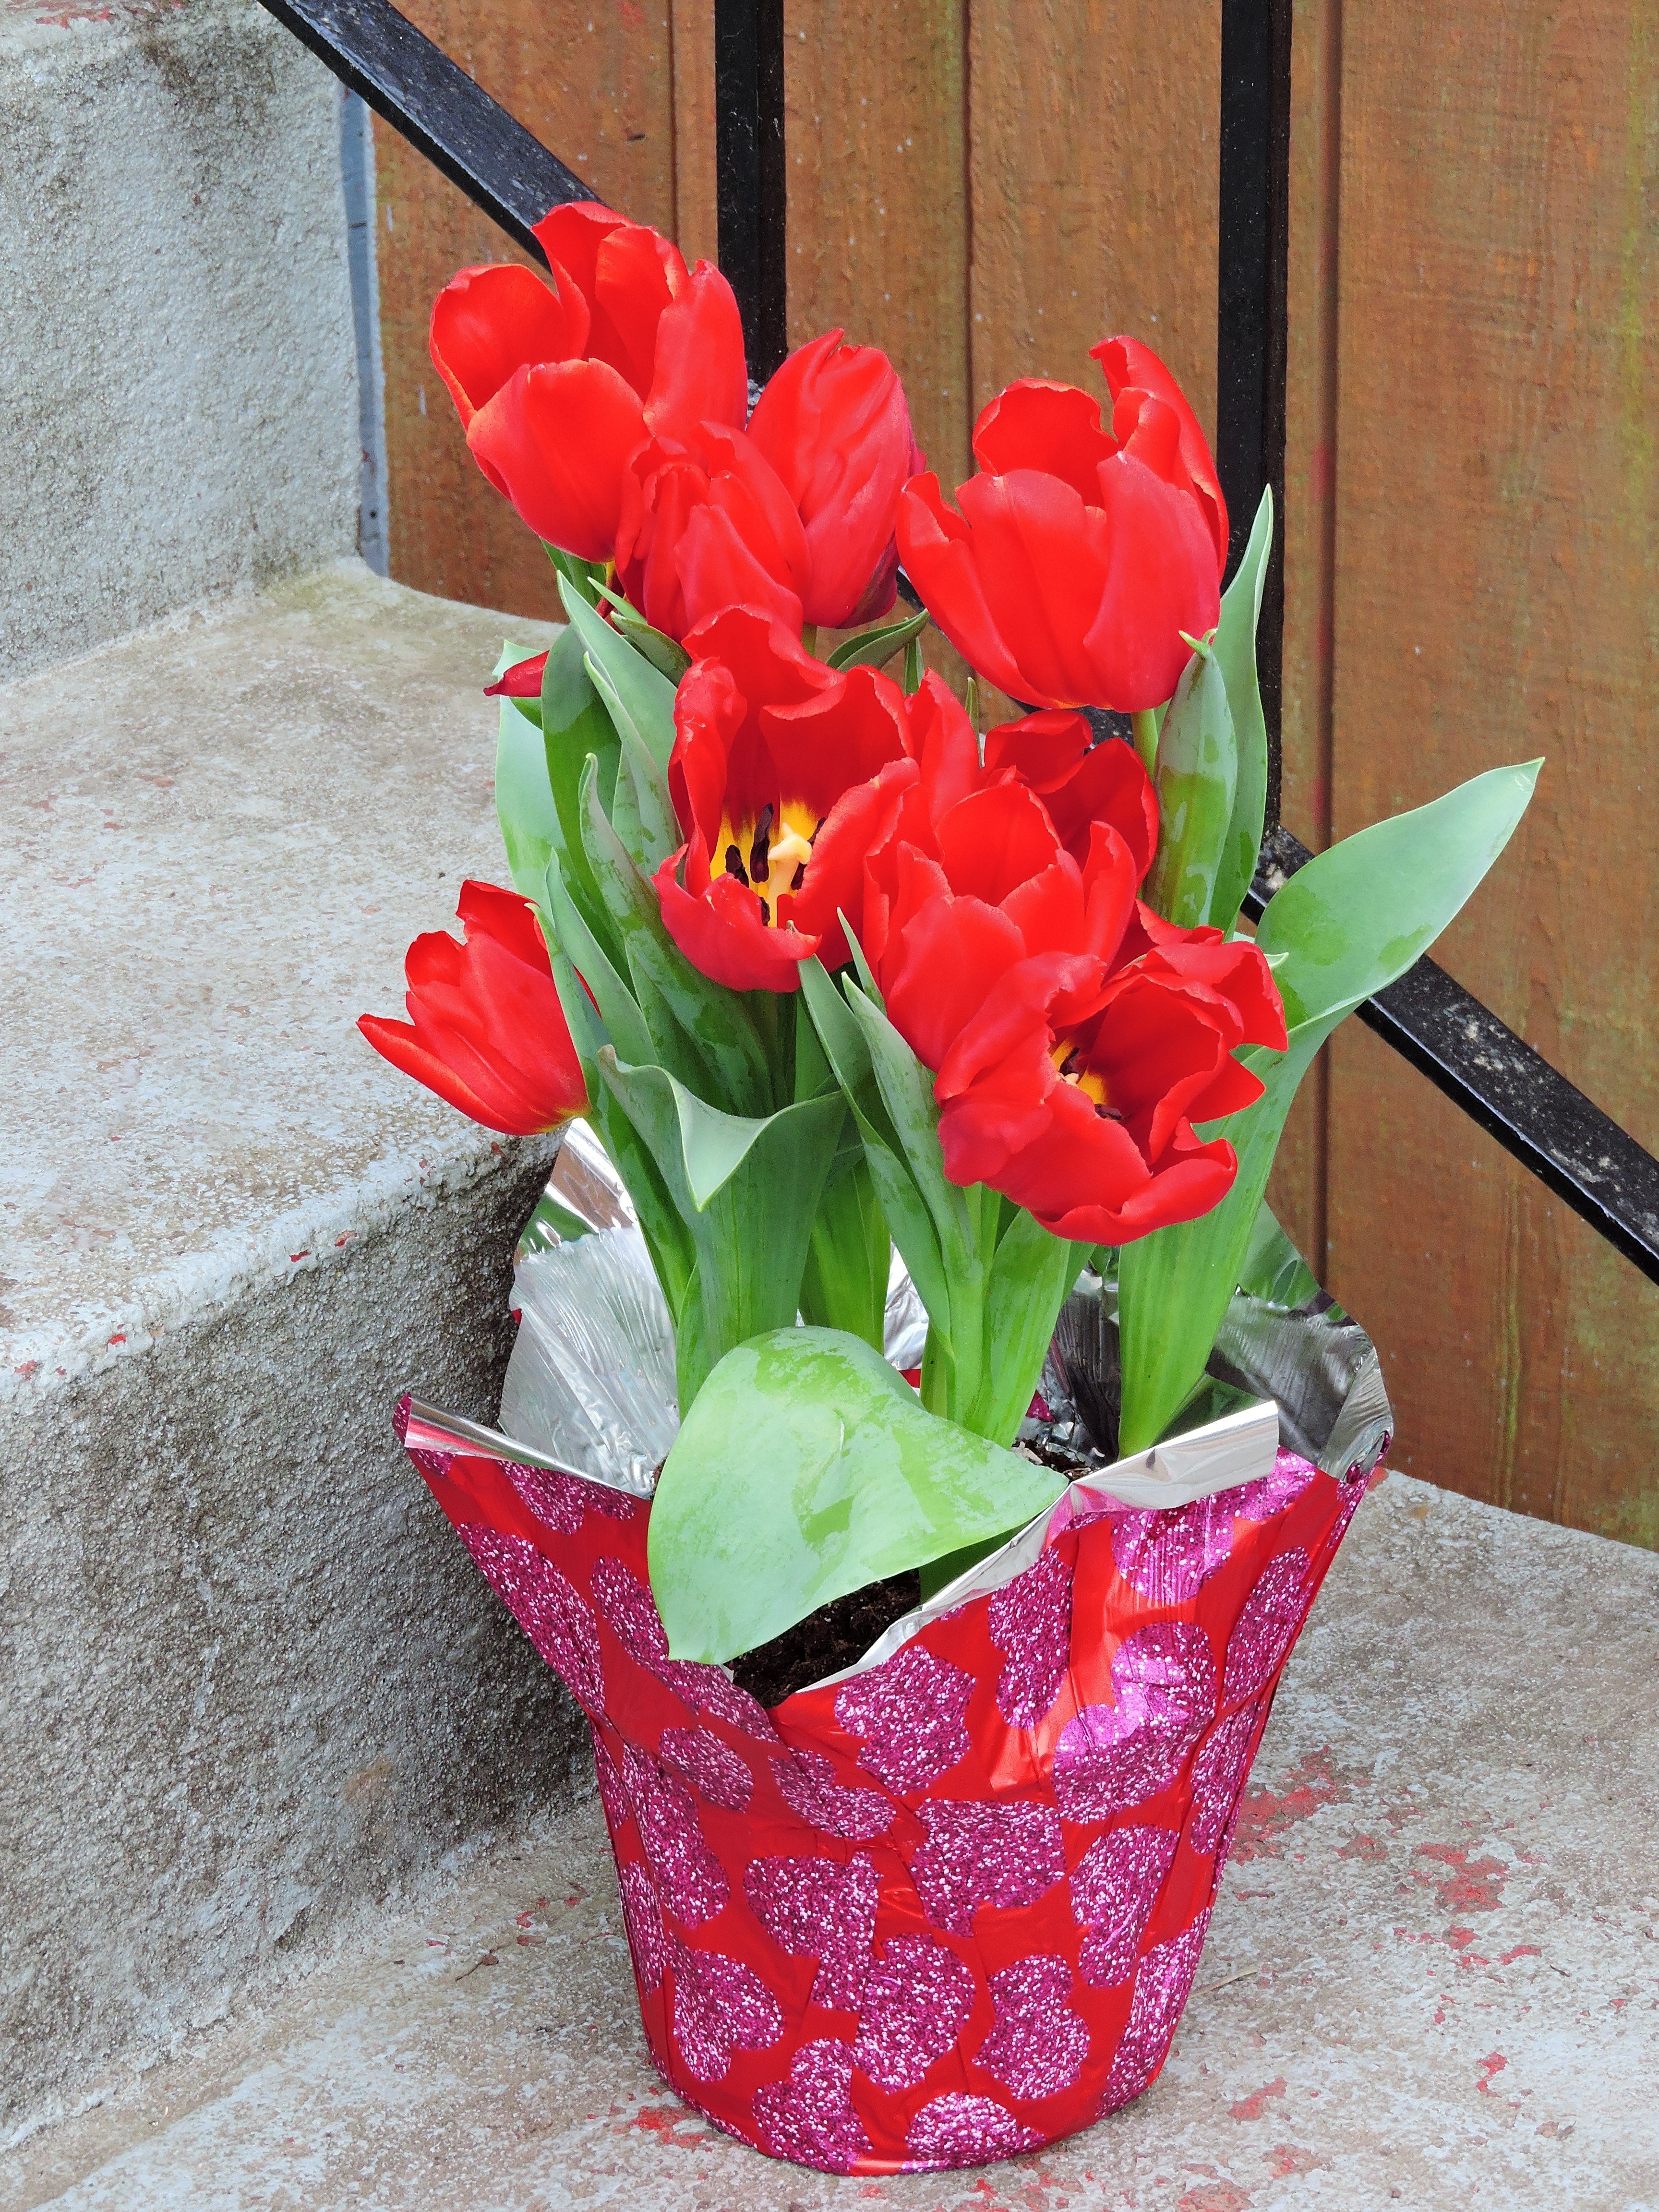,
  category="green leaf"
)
[799,1159,890,1349]
[557,575,678,775]
[590,661,681,874]
[595,1054,846,1407]
[541,849,654,1071]
[1209,488,1274,935]
[825,606,930,672]
[839,980,976,1279]
[1145,637,1238,929]
[496,696,562,901]
[596,584,692,684]
[540,623,622,956]
[649,1328,1068,1661]
[799,955,955,1350]
[578,760,773,1115]
[1118,758,1542,1450]
[545,544,608,607]
[1238,1200,1322,1309]
[978,1211,1092,1445]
